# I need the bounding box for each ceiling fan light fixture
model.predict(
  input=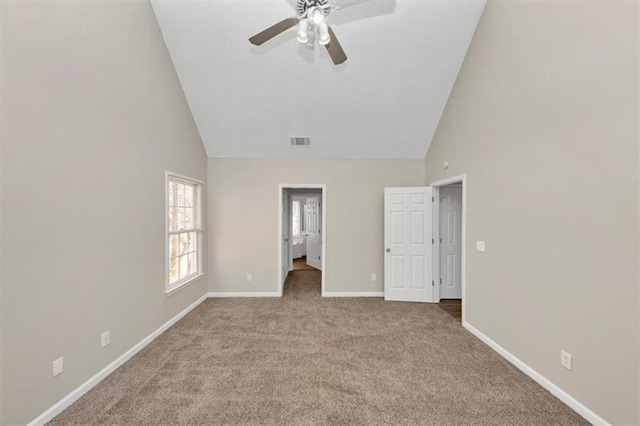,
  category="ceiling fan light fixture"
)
[317,22,330,46]
[296,19,309,43]
[310,7,325,25]
[247,0,347,65]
